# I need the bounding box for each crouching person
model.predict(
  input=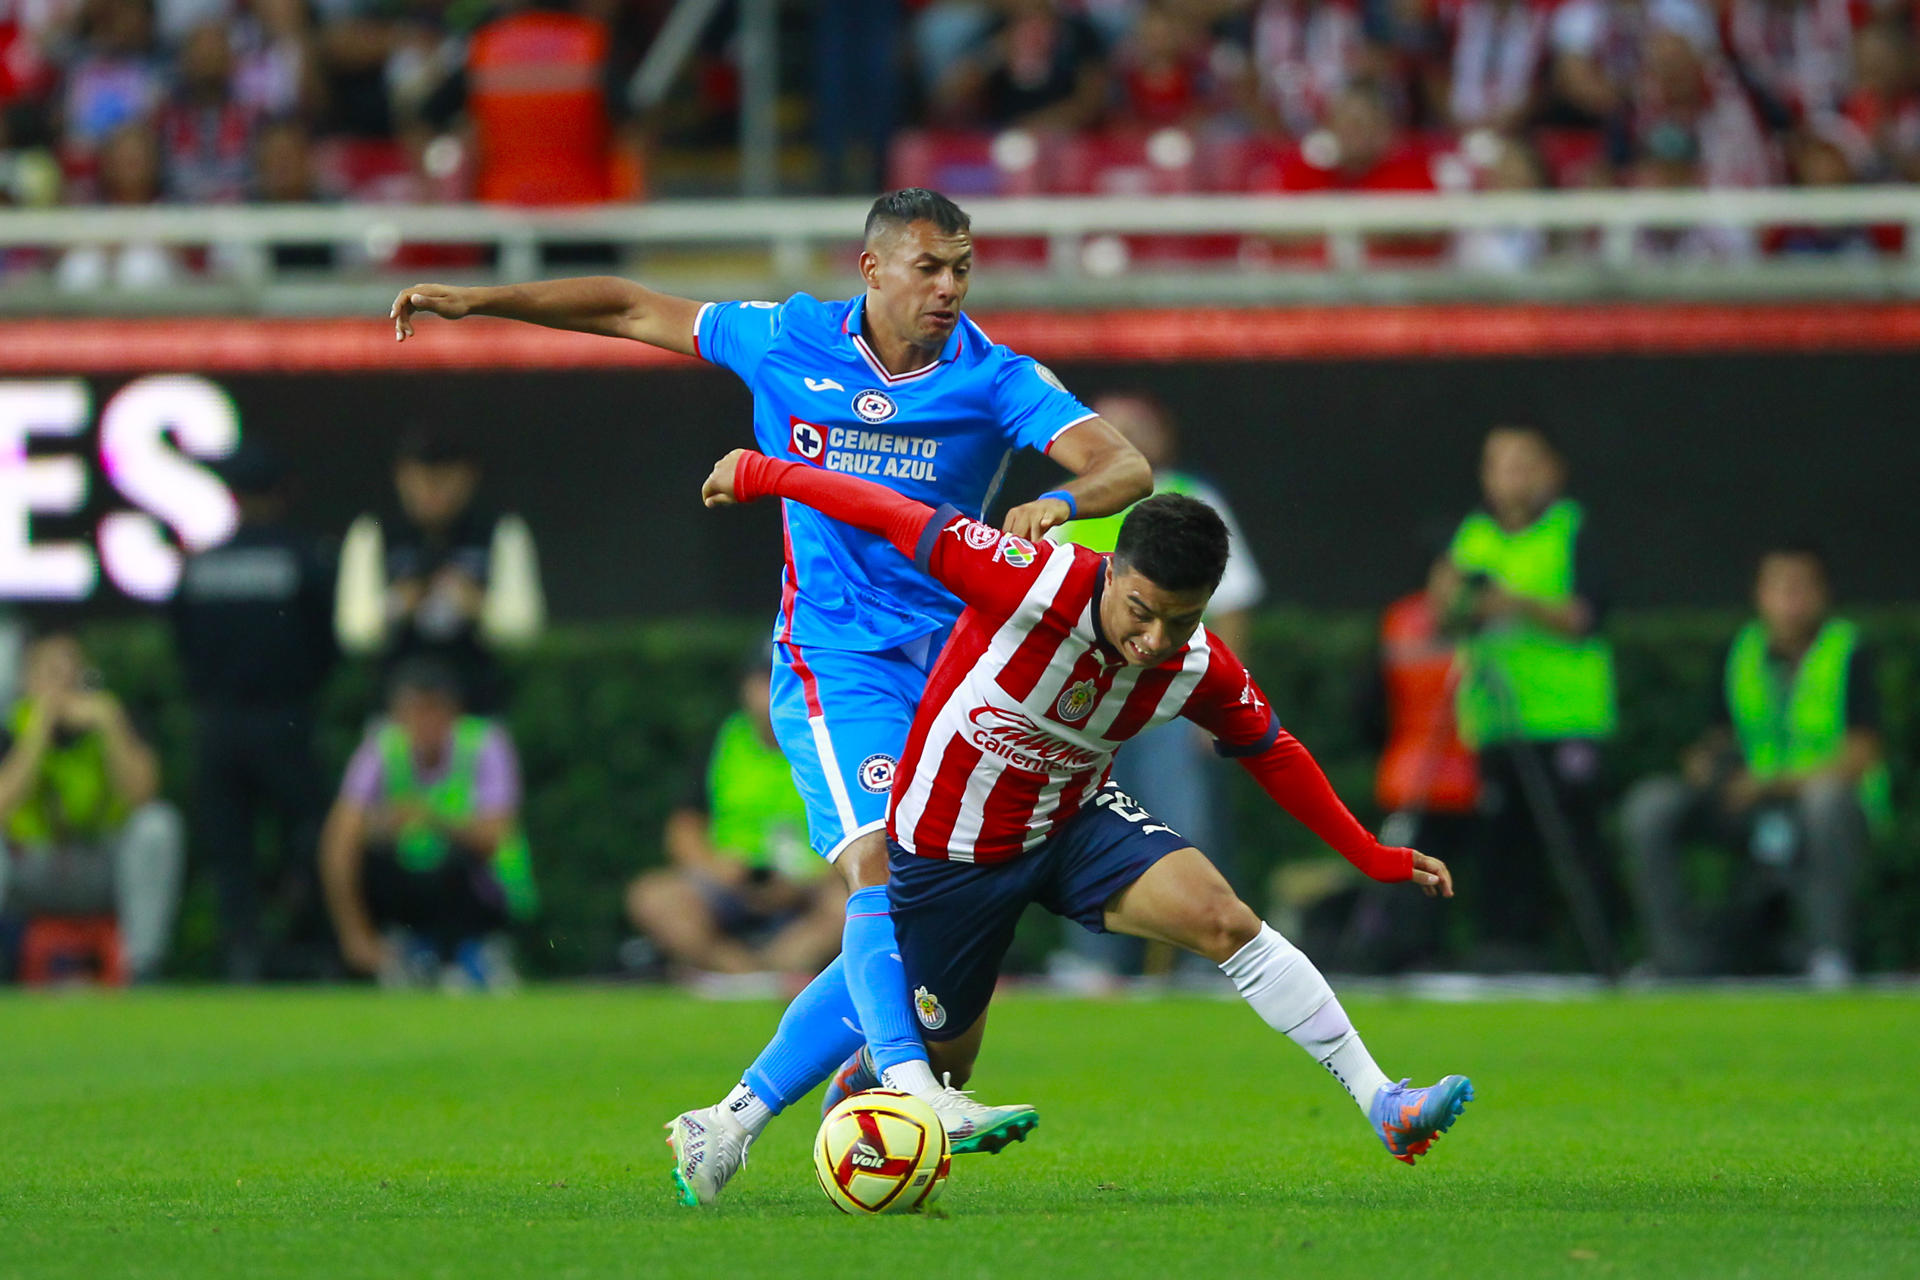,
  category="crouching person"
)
[321,659,536,989]
[0,626,183,982]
